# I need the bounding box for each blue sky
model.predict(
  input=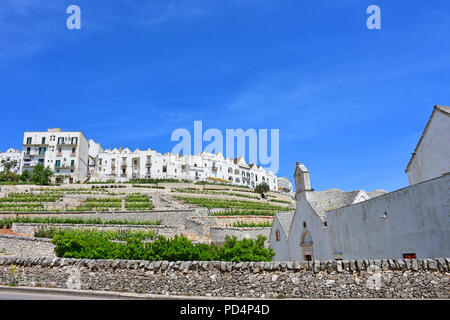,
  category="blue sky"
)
[0,0,449,192]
